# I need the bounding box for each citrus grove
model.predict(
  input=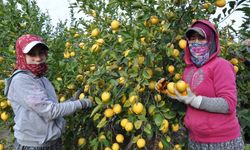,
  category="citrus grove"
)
[0,0,250,149]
